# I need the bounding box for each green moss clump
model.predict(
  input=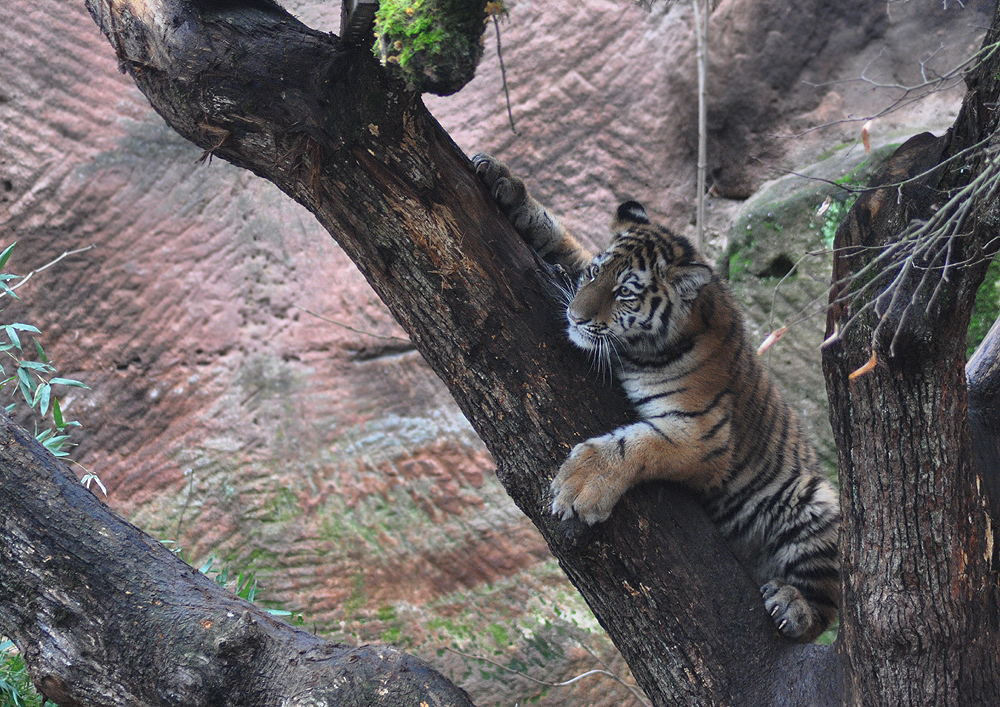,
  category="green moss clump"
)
[726,242,754,282]
[373,0,498,95]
